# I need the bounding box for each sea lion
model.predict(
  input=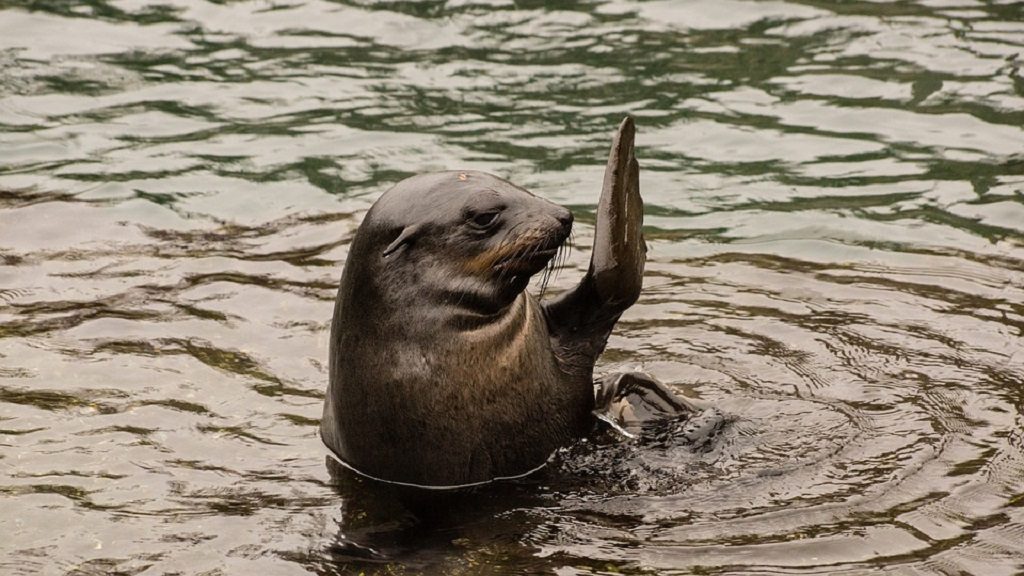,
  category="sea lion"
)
[322,117,677,488]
